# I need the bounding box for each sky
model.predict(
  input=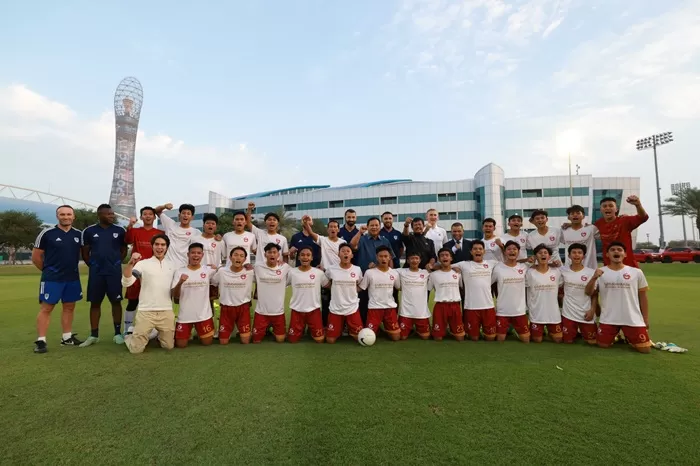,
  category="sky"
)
[1,0,699,244]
